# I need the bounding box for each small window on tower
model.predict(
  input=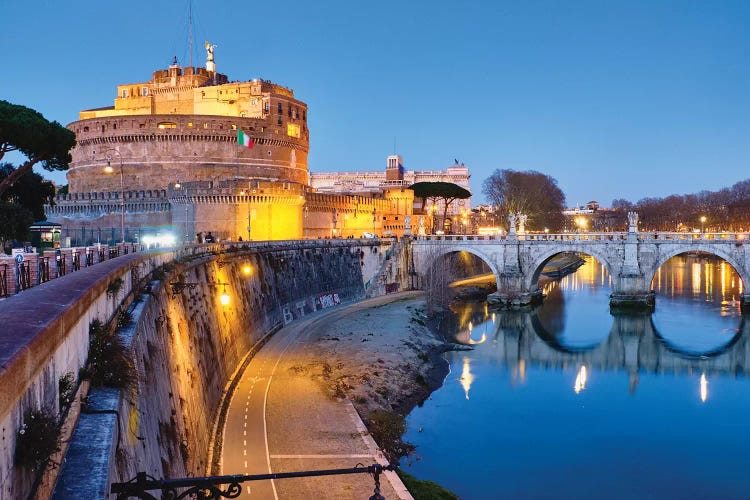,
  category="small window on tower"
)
[121,89,129,98]
[277,103,282,114]
[142,87,149,96]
